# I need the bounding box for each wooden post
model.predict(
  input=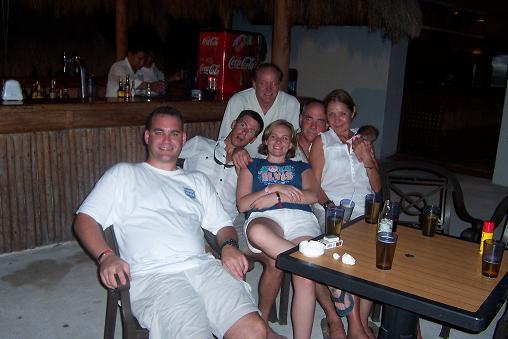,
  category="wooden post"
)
[115,0,128,61]
[272,0,290,91]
